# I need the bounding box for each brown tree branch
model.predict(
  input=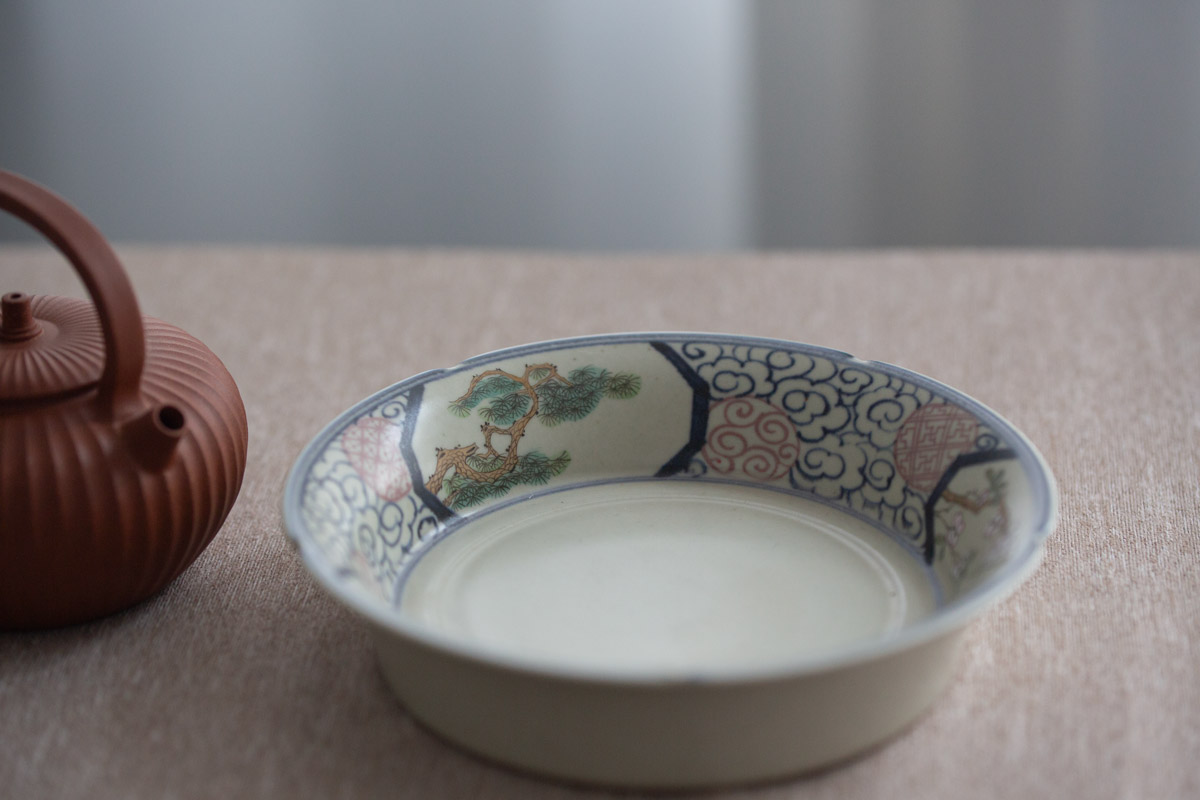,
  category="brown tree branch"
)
[426,363,572,498]
[941,489,989,513]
